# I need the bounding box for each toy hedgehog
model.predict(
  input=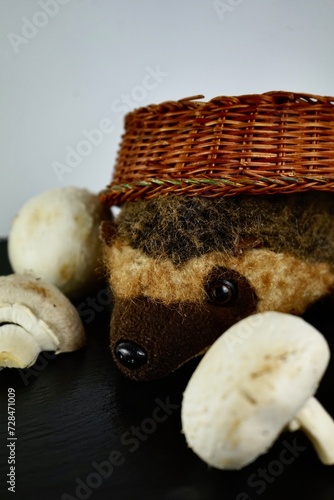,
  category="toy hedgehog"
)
[99,91,334,381]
